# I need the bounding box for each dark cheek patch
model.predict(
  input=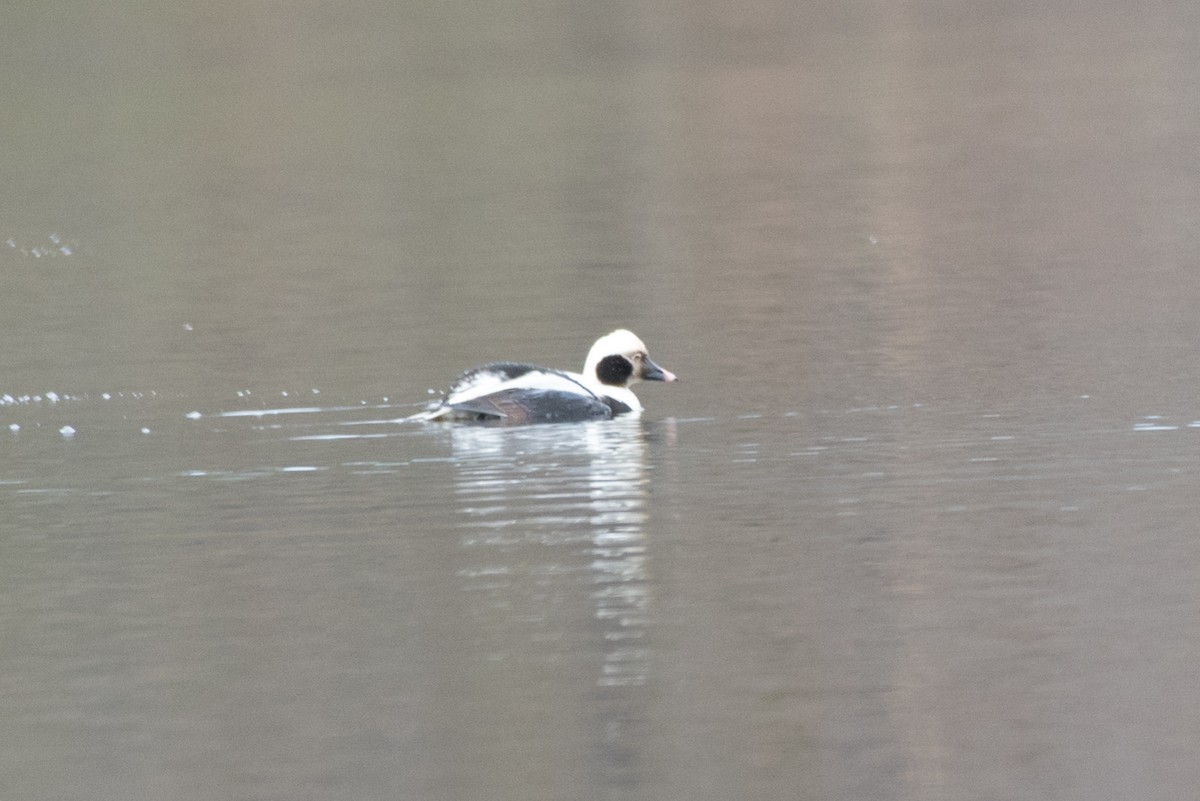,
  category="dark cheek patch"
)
[596,354,634,386]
